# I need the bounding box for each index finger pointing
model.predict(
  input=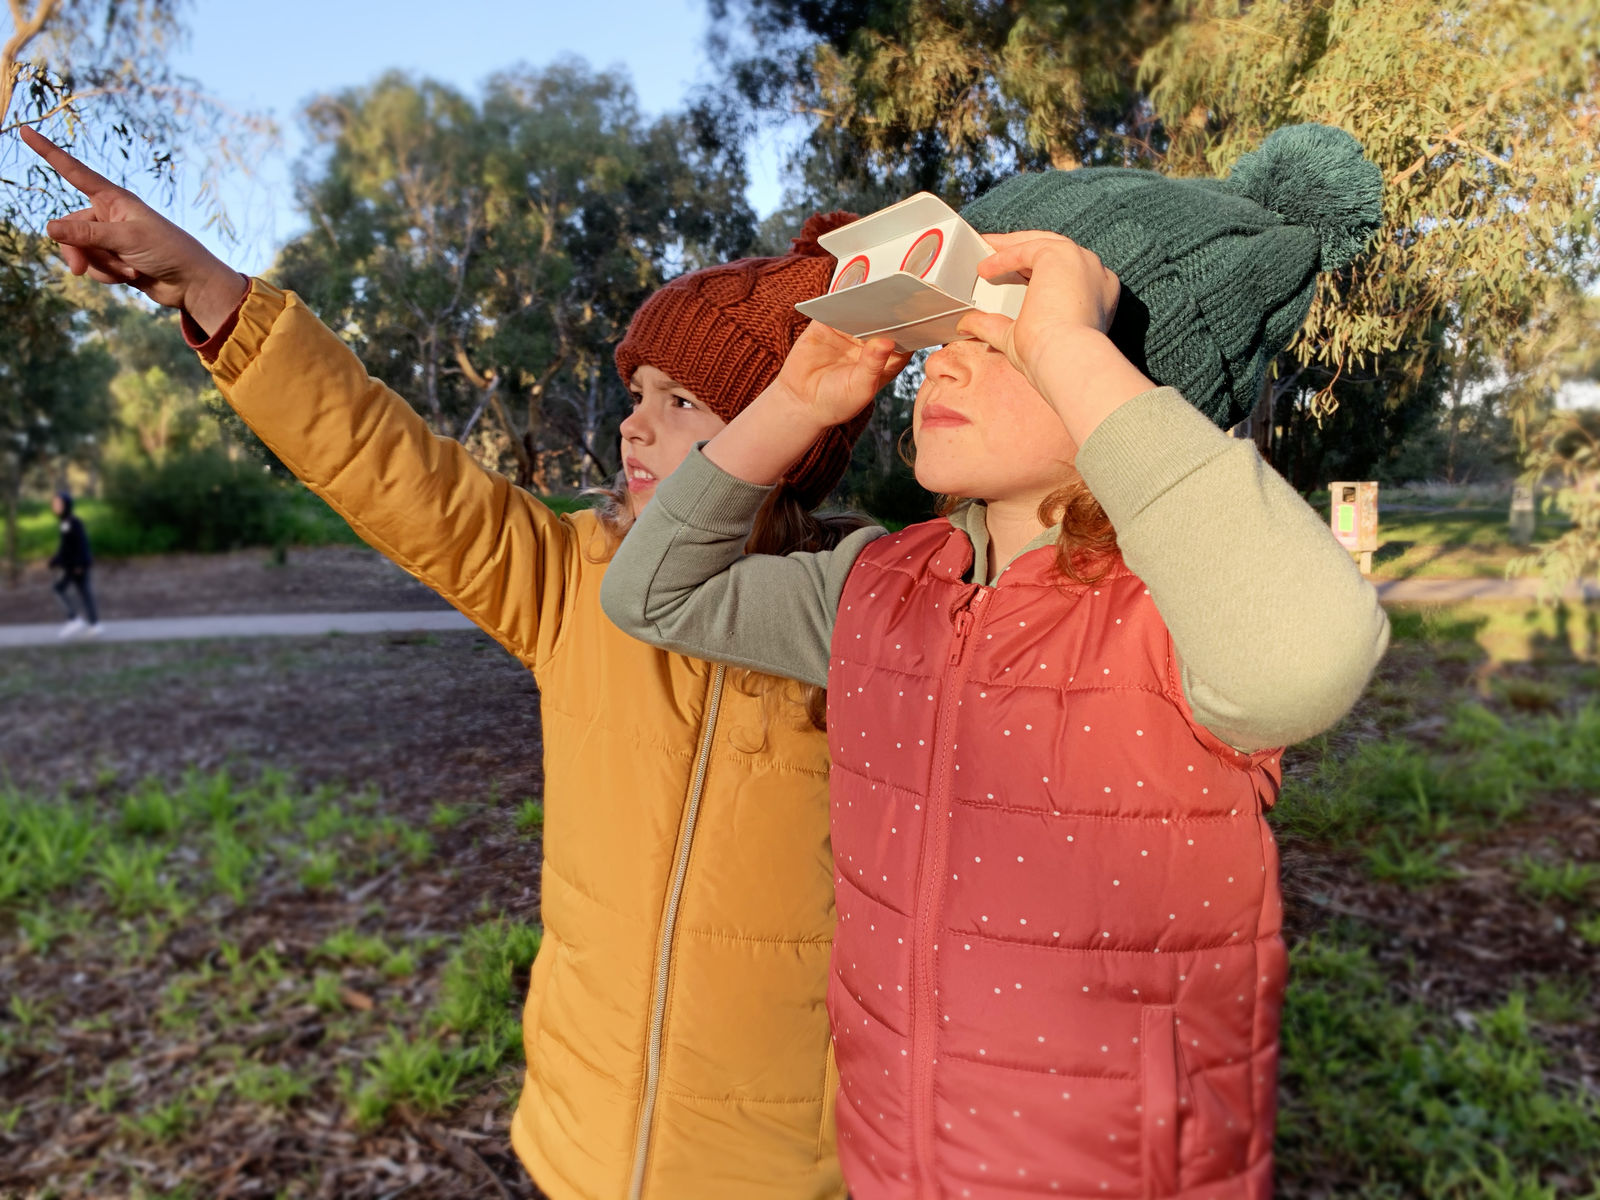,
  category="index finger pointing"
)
[19,126,122,200]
